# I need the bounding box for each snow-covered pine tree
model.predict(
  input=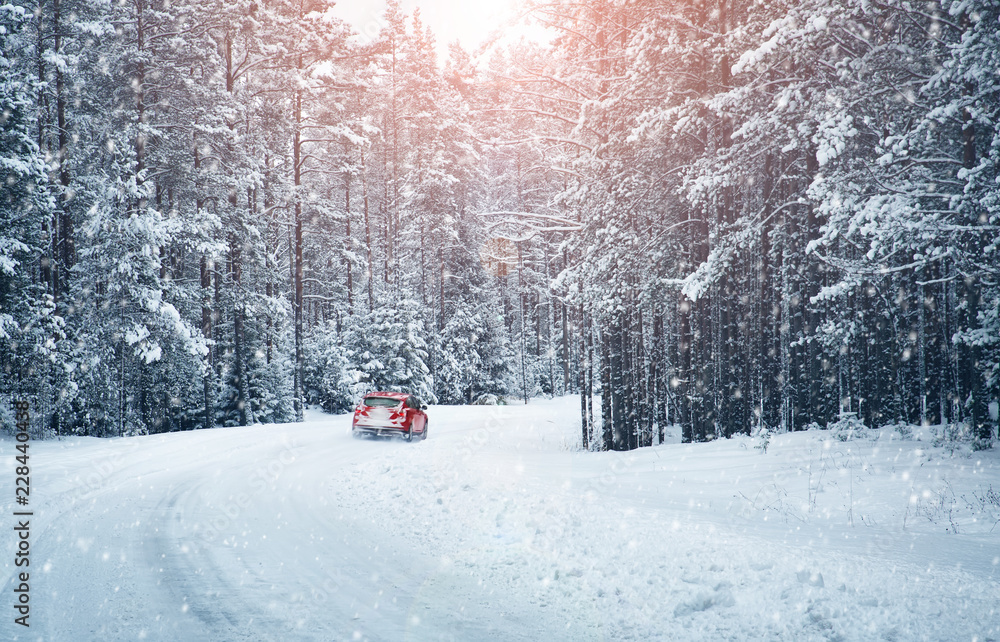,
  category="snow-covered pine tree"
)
[341,296,435,402]
[303,320,356,413]
[435,229,513,405]
[66,0,211,435]
[809,0,1000,440]
[0,2,66,435]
